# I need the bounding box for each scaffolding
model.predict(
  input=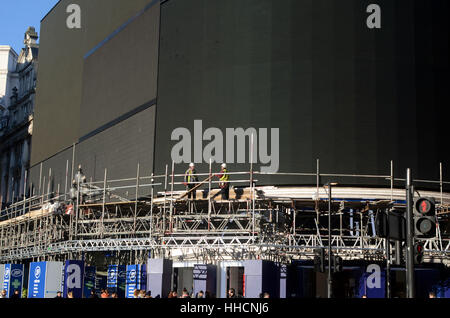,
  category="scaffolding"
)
[1,160,449,266]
